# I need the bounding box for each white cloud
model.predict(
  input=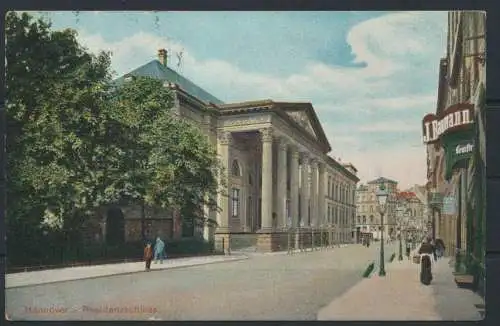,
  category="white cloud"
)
[76,11,447,187]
